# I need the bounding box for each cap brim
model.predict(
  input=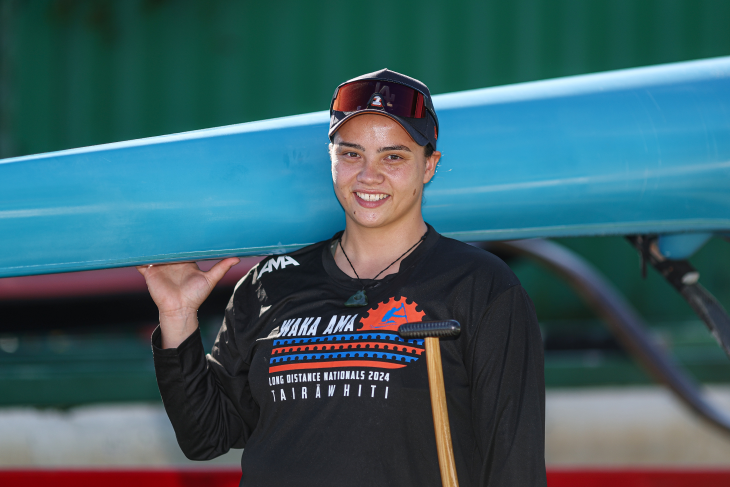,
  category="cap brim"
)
[328,110,430,147]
